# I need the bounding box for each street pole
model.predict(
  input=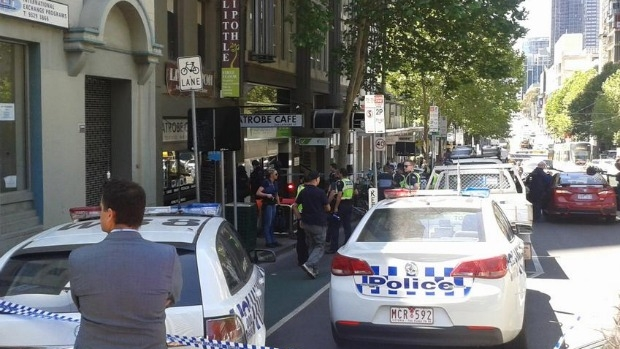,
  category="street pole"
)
[190,90,200,202]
